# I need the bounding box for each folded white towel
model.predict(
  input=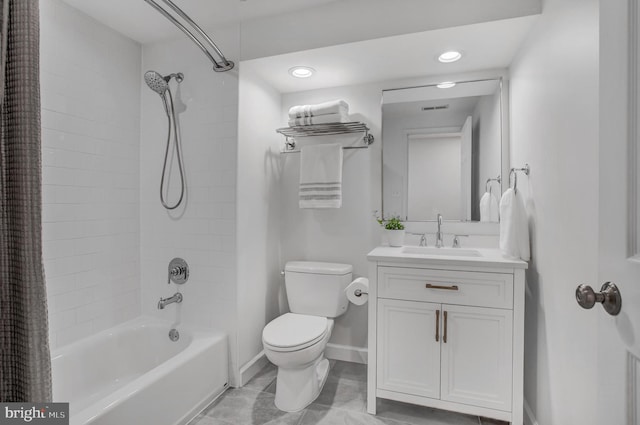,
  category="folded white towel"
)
[499,188,530,261]
[288,113,350,127]
[480,192,500,222]
[288,100,349,119]
[299,143,343,209]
